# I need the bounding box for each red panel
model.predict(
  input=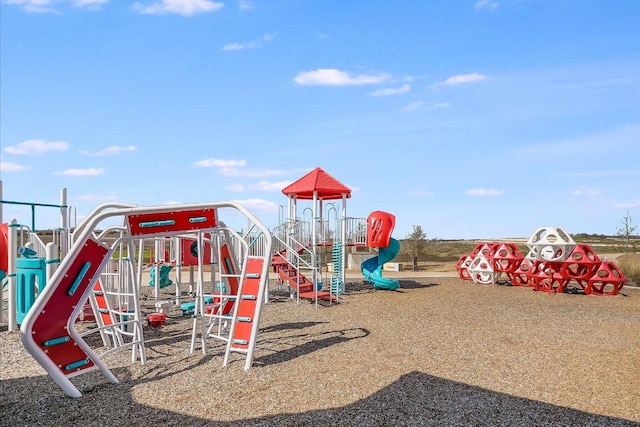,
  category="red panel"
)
[127,208,216,236]
[231,258,263,350]
[0,223,8,274]
[488,243,524,274]
[180,236,213,267]
[32,238,109,373]
[367,211,396,248]
[586,261,627,296]
[93,281,113,326]
[455,254,473,280]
